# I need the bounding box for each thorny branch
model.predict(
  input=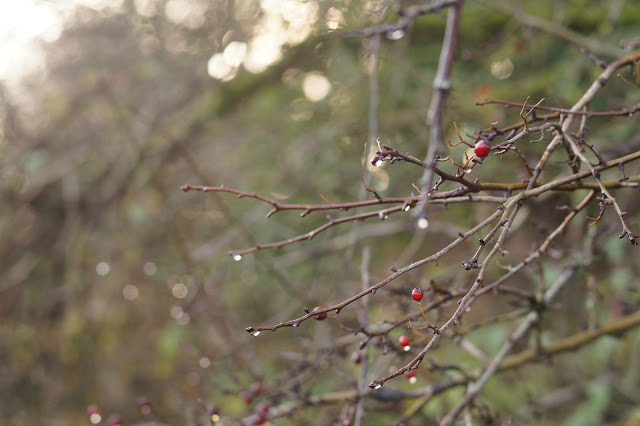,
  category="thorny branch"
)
[182,7,640,422]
